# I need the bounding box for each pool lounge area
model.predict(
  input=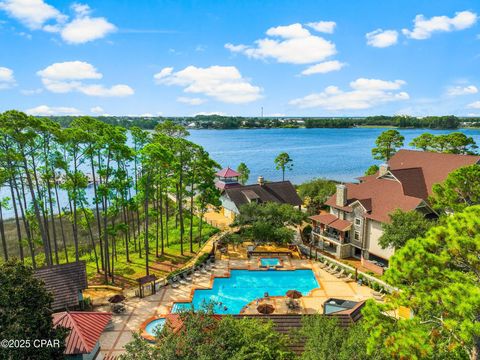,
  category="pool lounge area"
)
[99,256,378,358]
